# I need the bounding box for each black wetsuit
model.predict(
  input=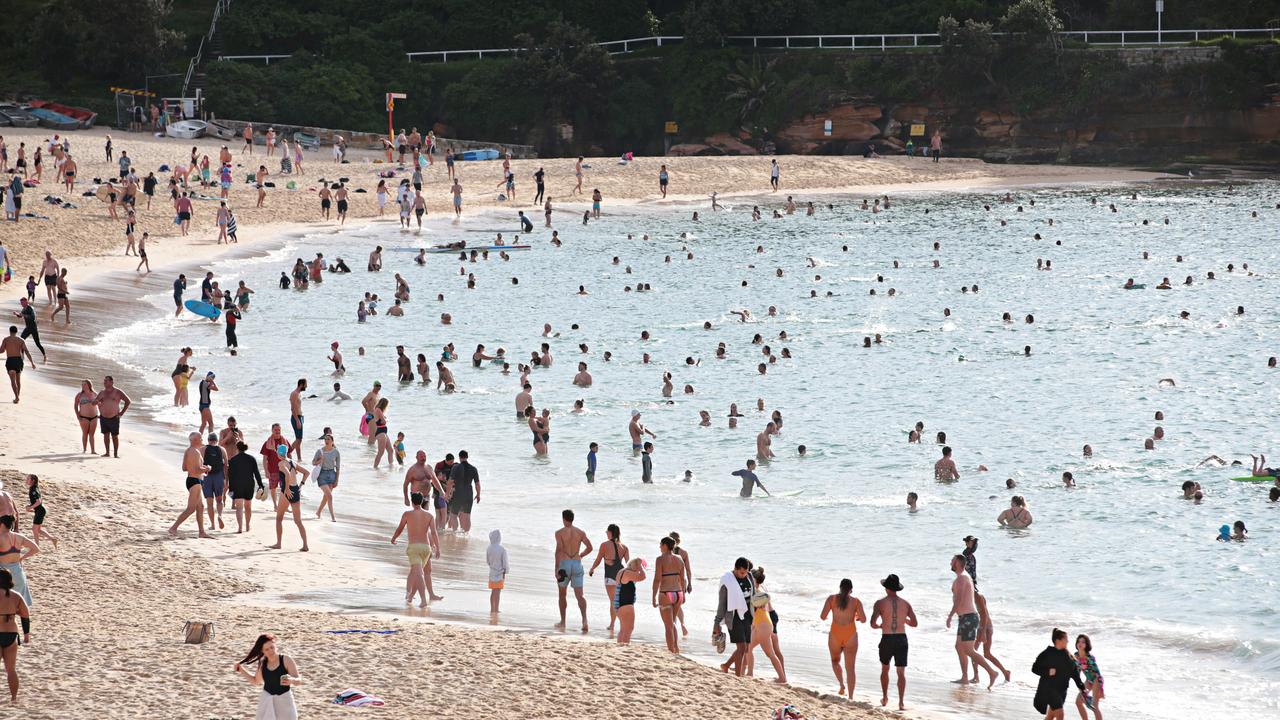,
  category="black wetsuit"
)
[19,305,44,358]
[1032,645,1084,714]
